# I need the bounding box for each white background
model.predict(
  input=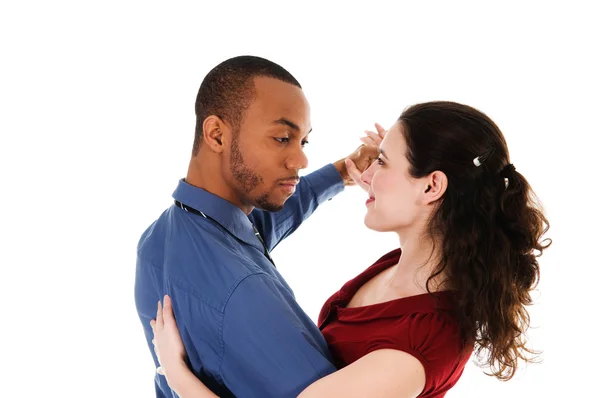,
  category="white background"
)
[1,1,598,397]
